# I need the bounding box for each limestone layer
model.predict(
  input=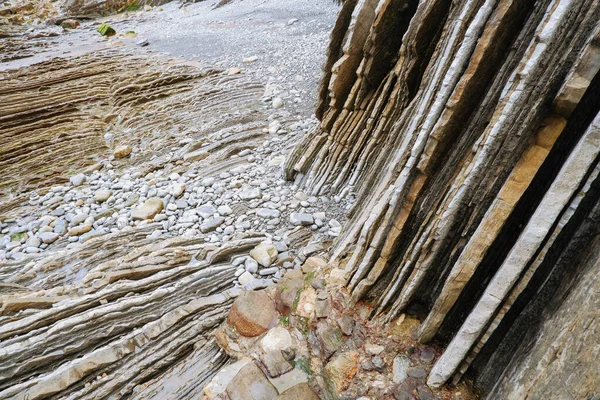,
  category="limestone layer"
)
[286,0,600,395]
